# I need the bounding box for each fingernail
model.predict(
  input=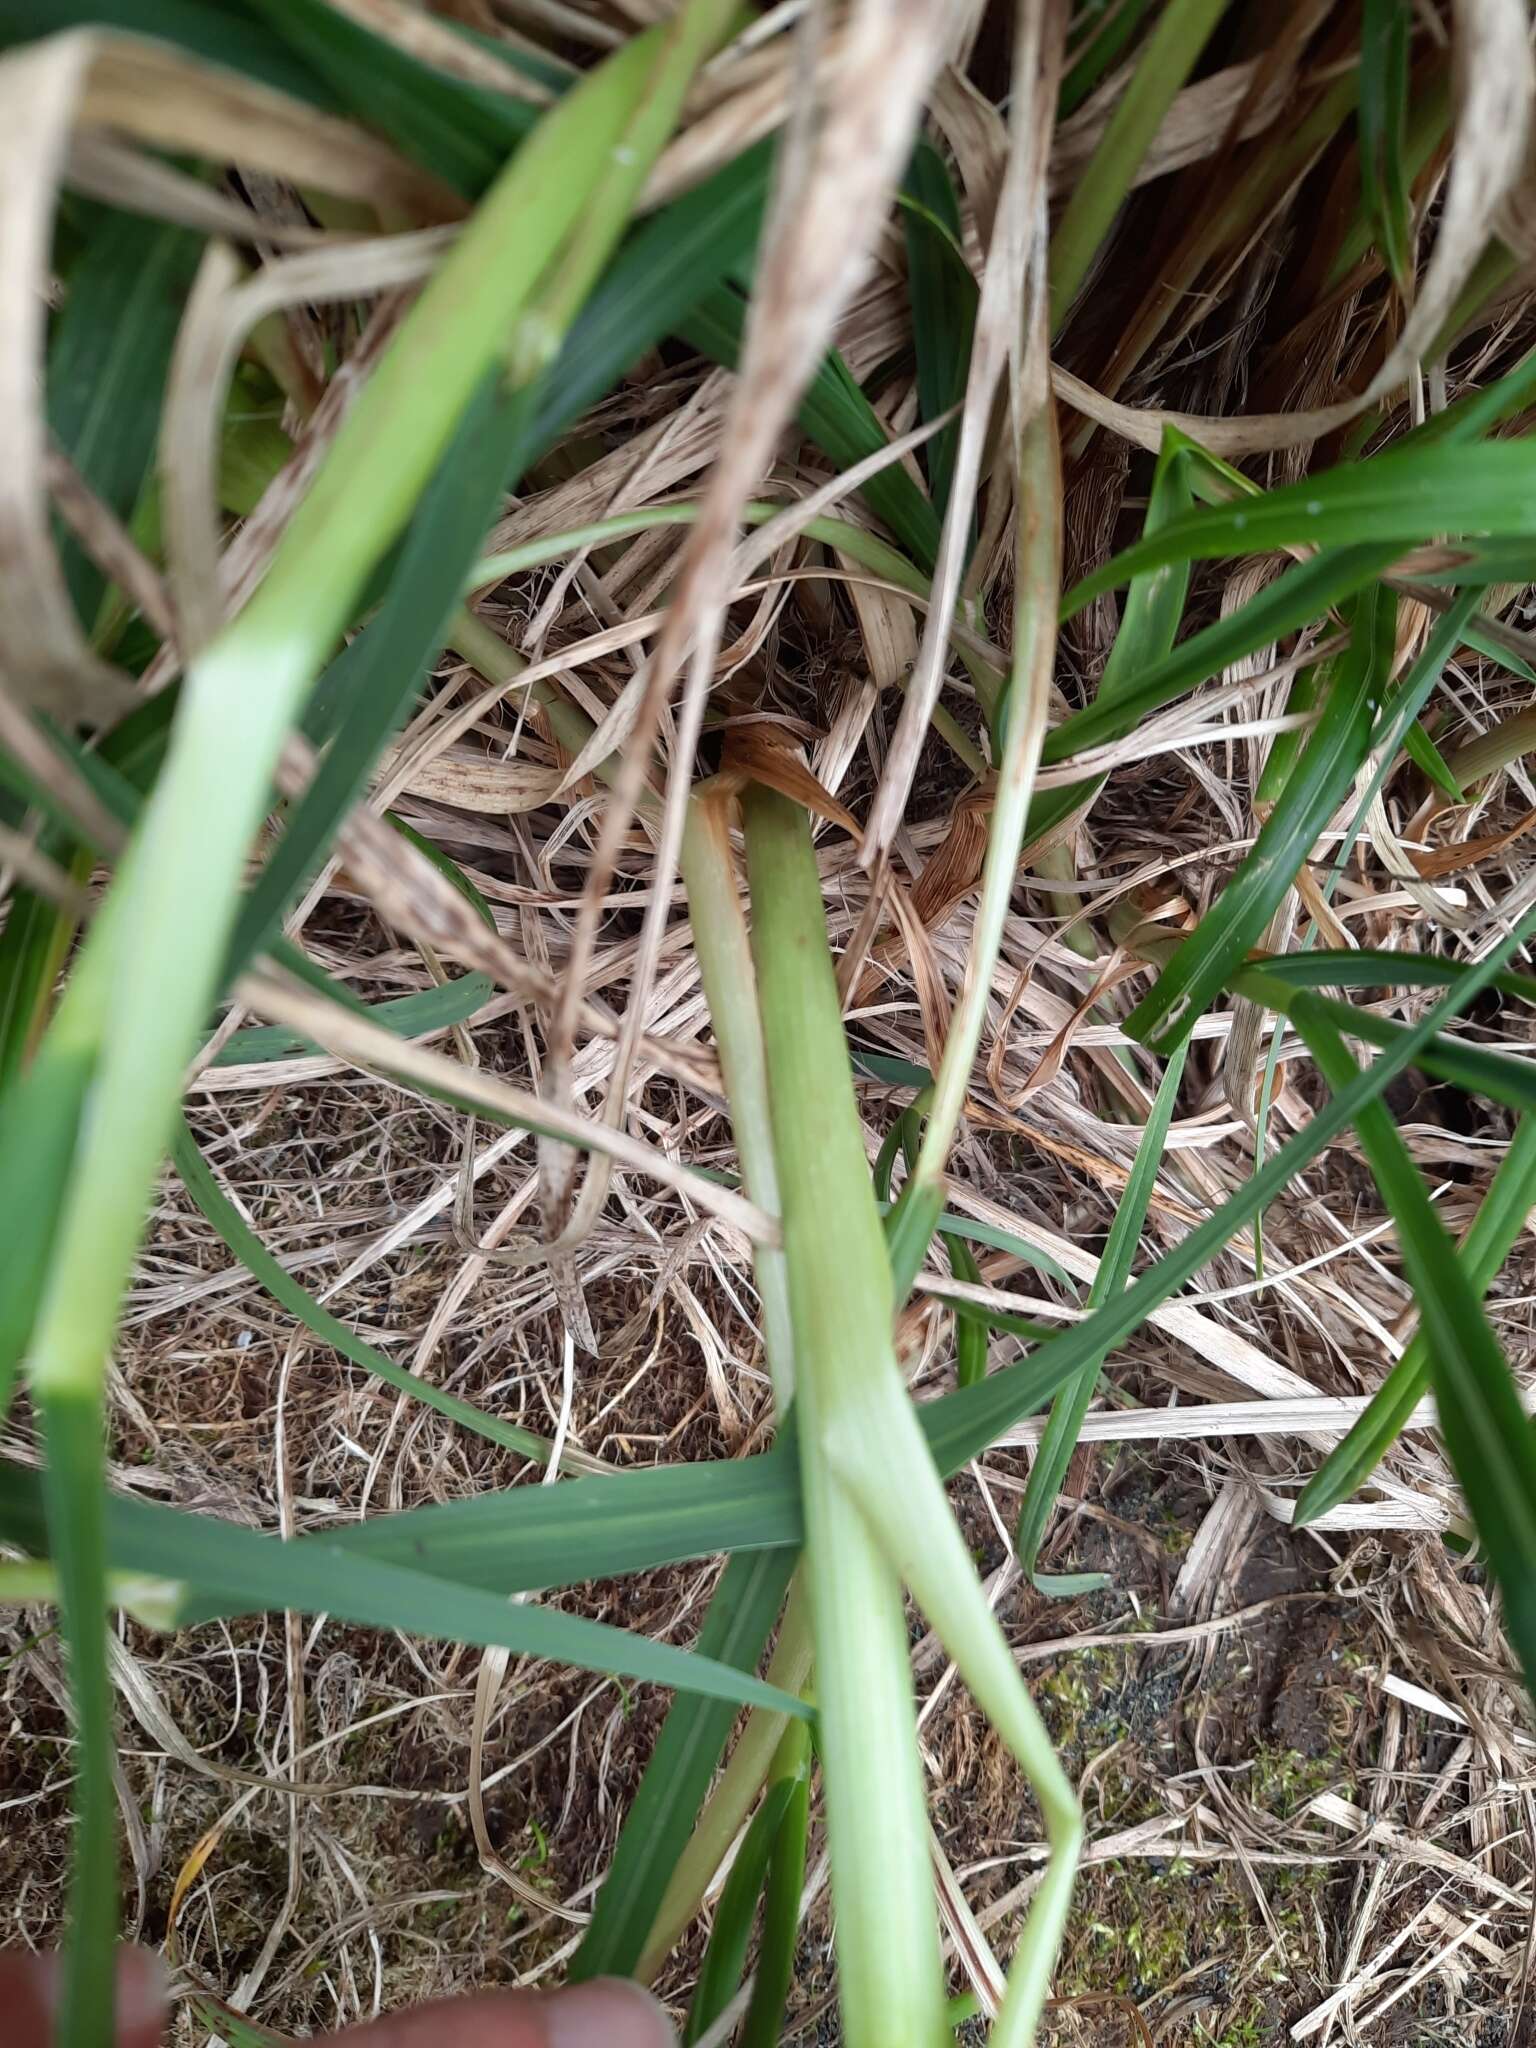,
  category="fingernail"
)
[22,1948,165,2035]
[117,1948,168,2036]
[543,1977,675,2048]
